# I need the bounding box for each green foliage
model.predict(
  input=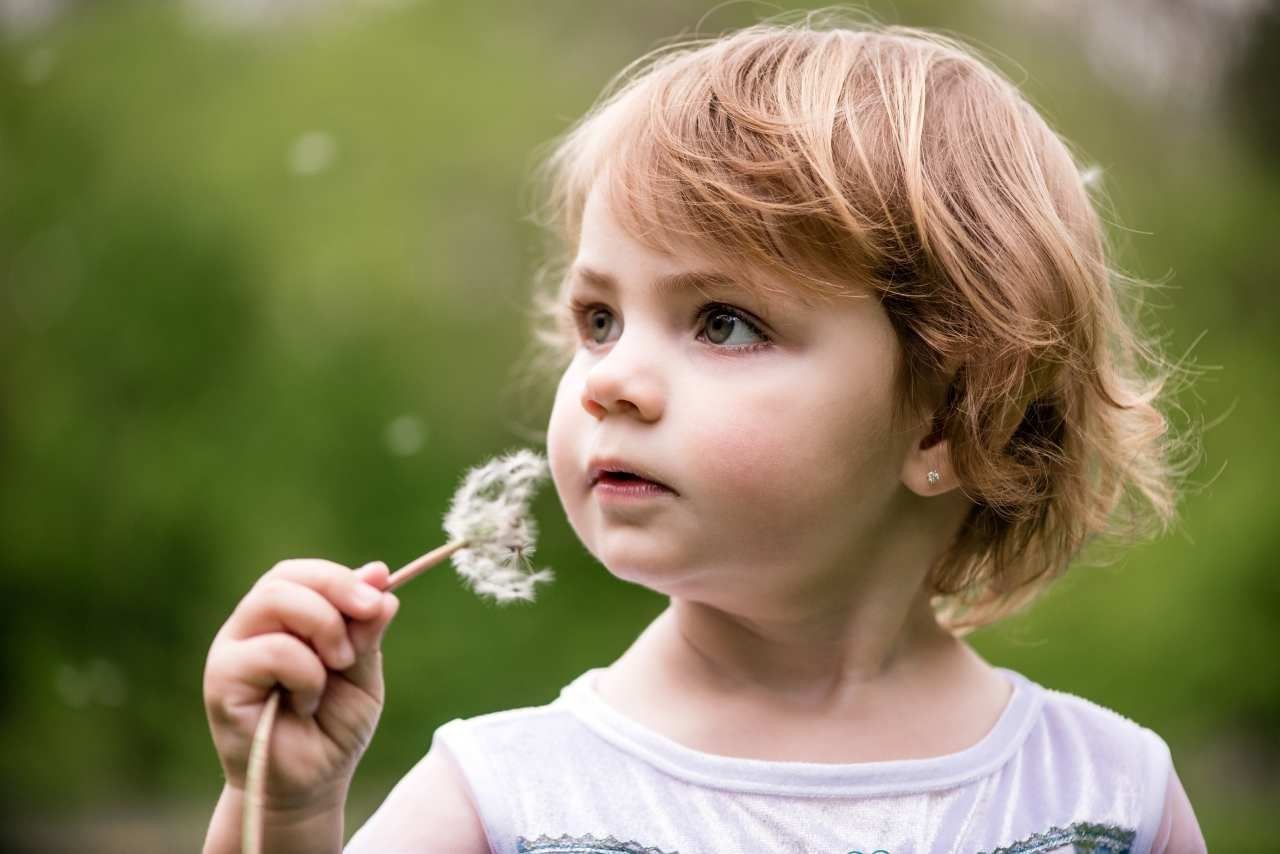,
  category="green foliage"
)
[0,0,1274,846]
